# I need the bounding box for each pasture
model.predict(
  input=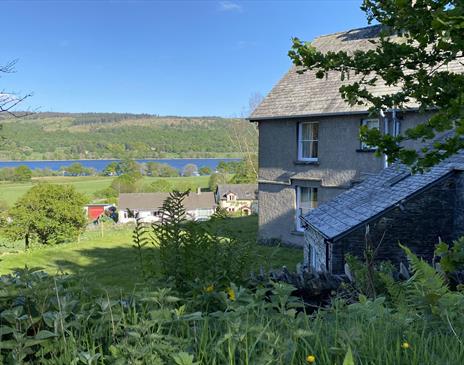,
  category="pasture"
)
[0,175,210,206]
